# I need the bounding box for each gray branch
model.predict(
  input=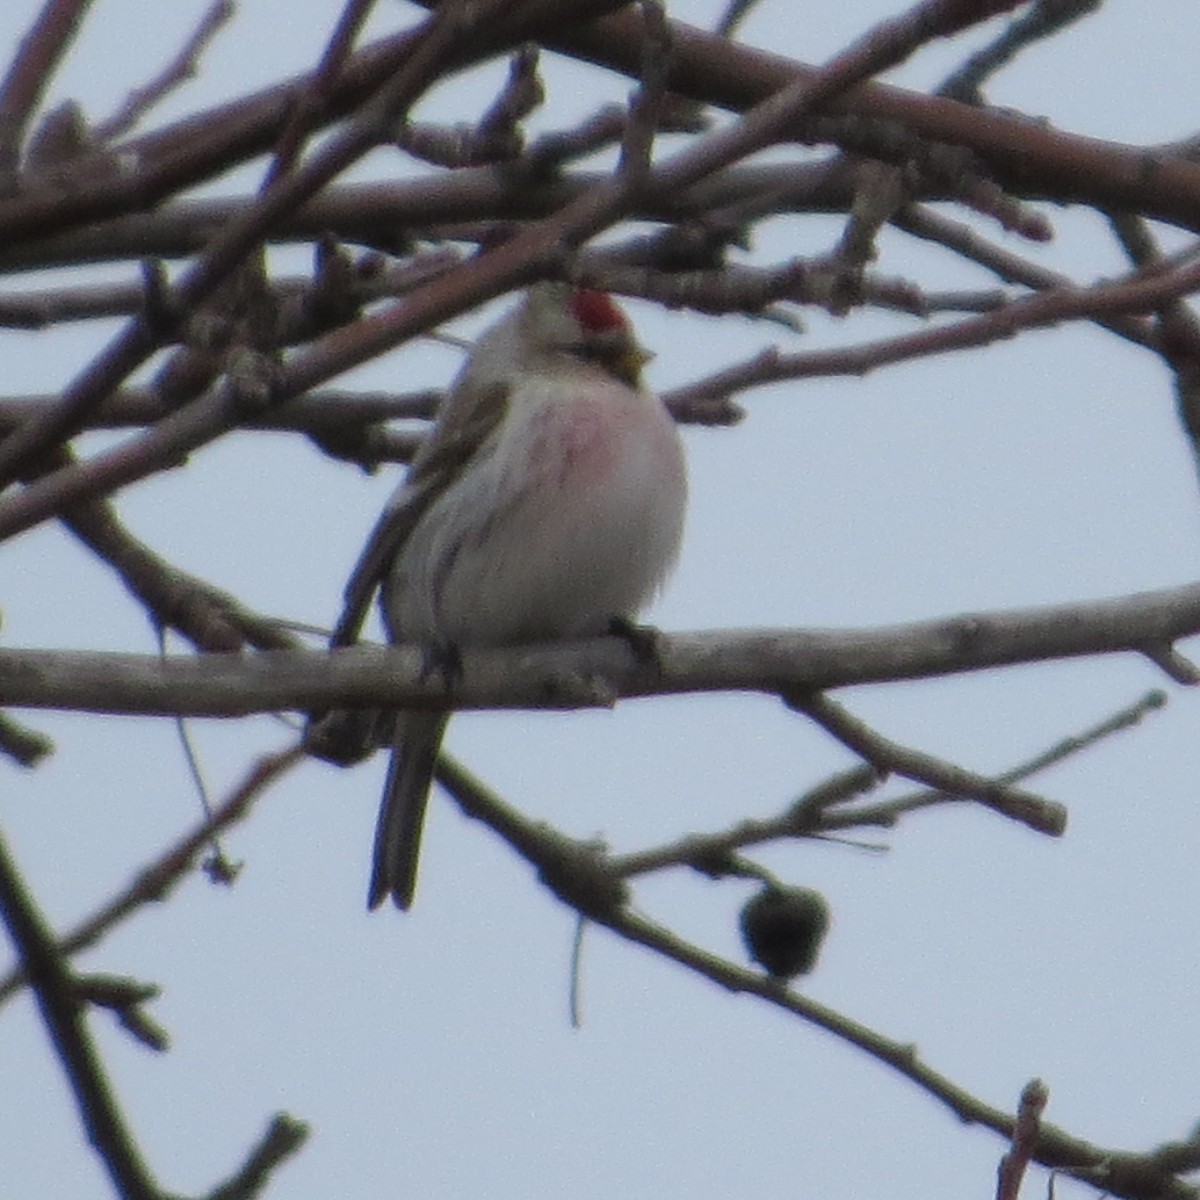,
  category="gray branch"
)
[4,579,1200,717]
